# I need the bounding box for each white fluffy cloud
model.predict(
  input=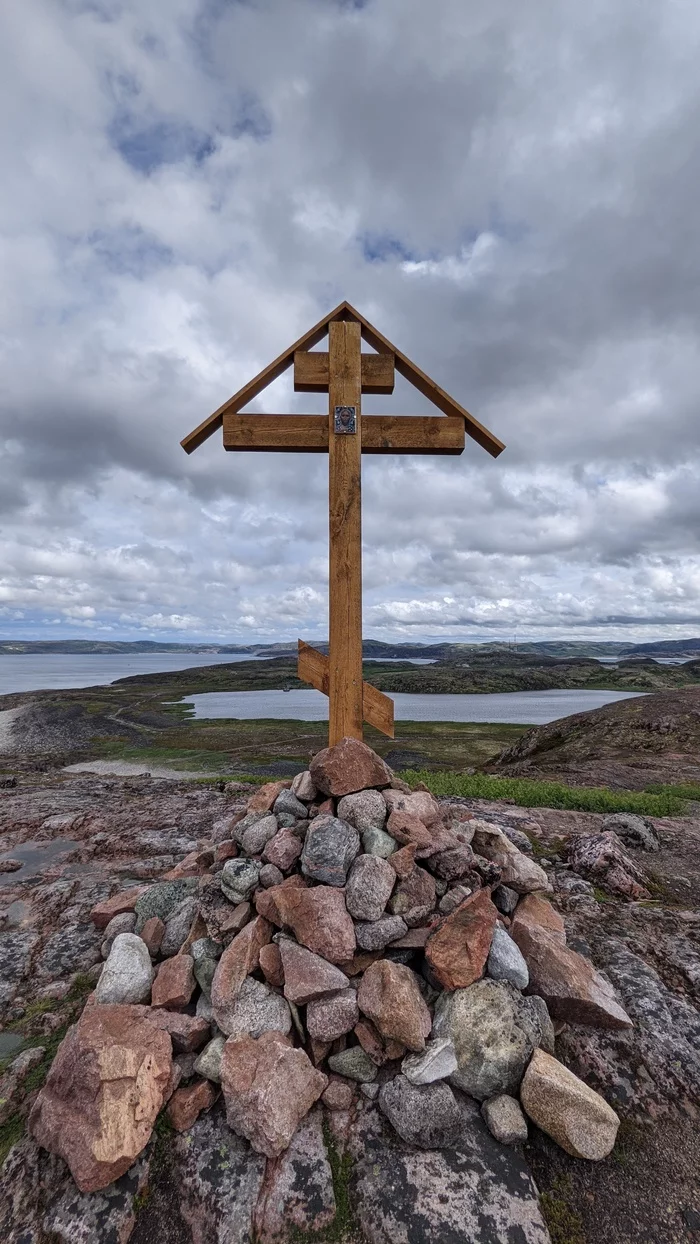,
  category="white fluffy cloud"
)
[1,0,700,643]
